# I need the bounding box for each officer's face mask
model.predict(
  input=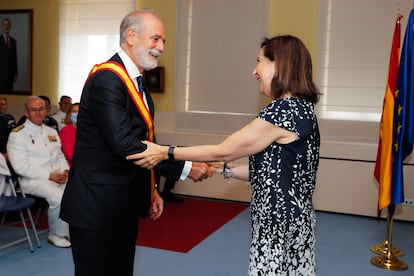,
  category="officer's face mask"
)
[71,113,78,124]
